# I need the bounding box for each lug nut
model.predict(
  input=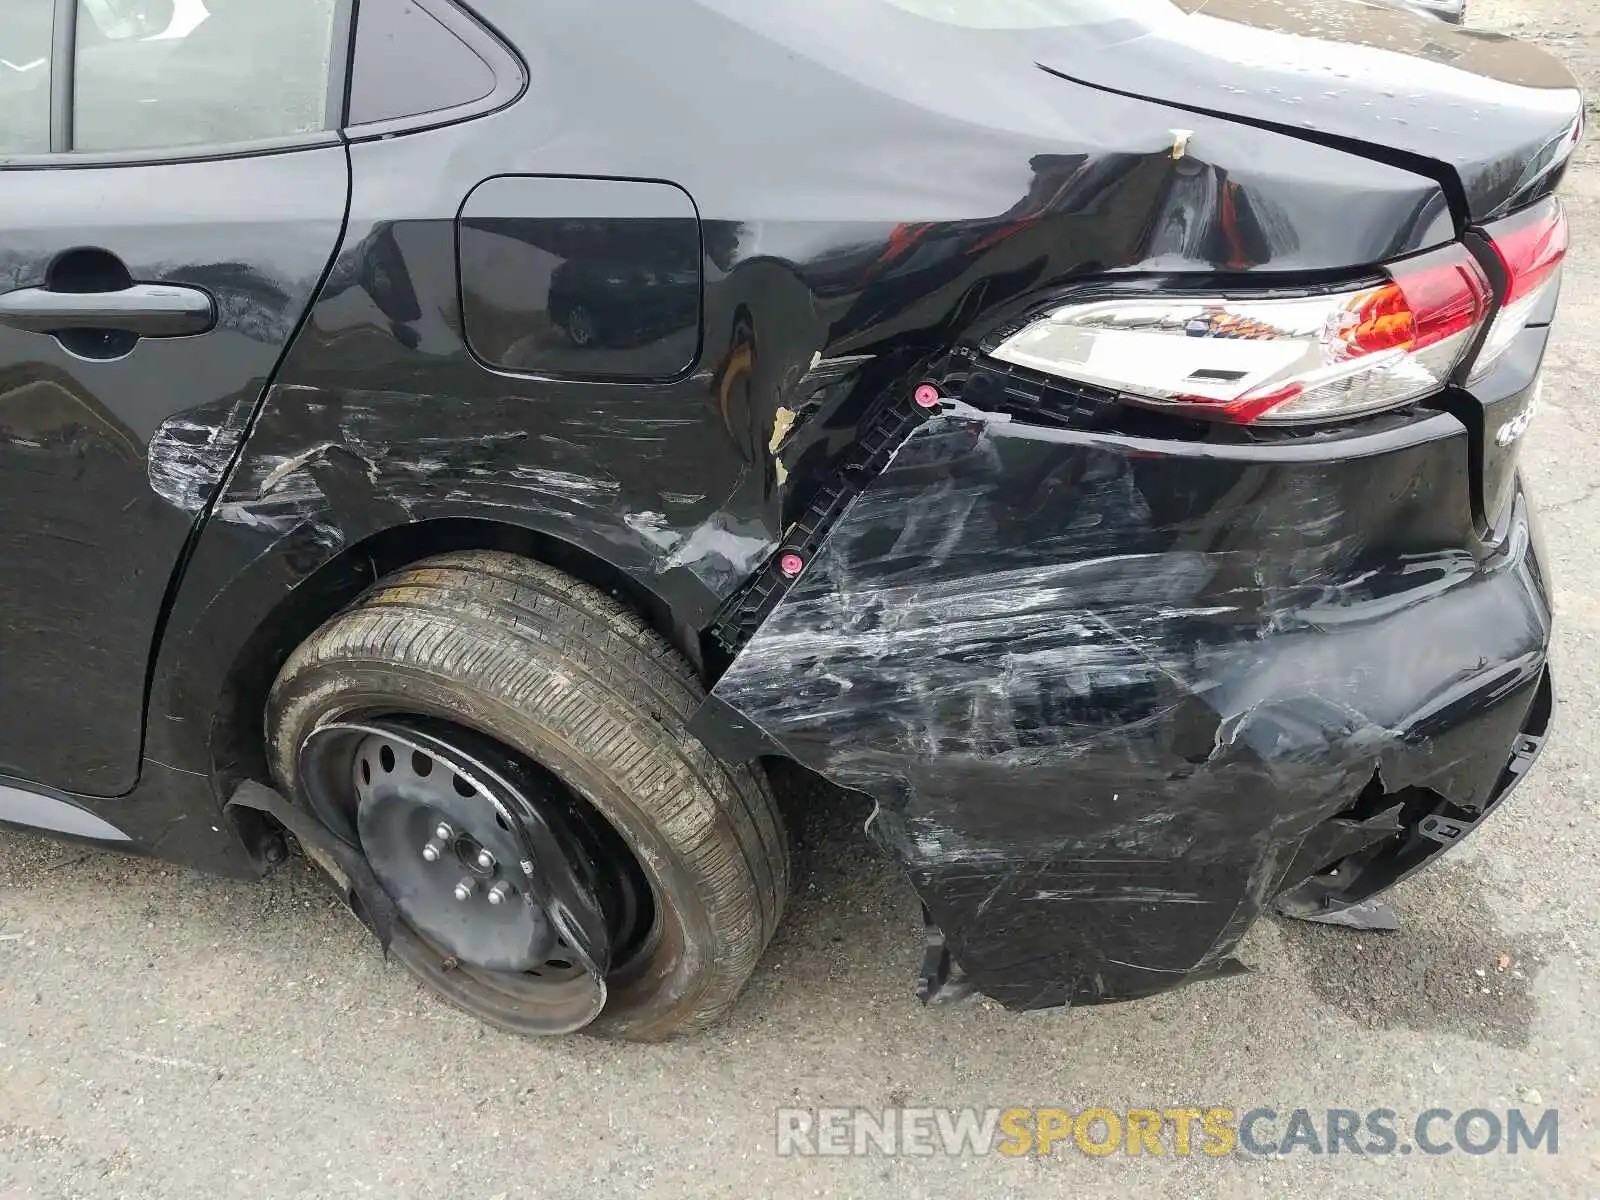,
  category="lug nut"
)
[475,848,496,872]
[422,839,445,863]
[453,878,476,902]
[435,822,454,841]
[487,881,513,906]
